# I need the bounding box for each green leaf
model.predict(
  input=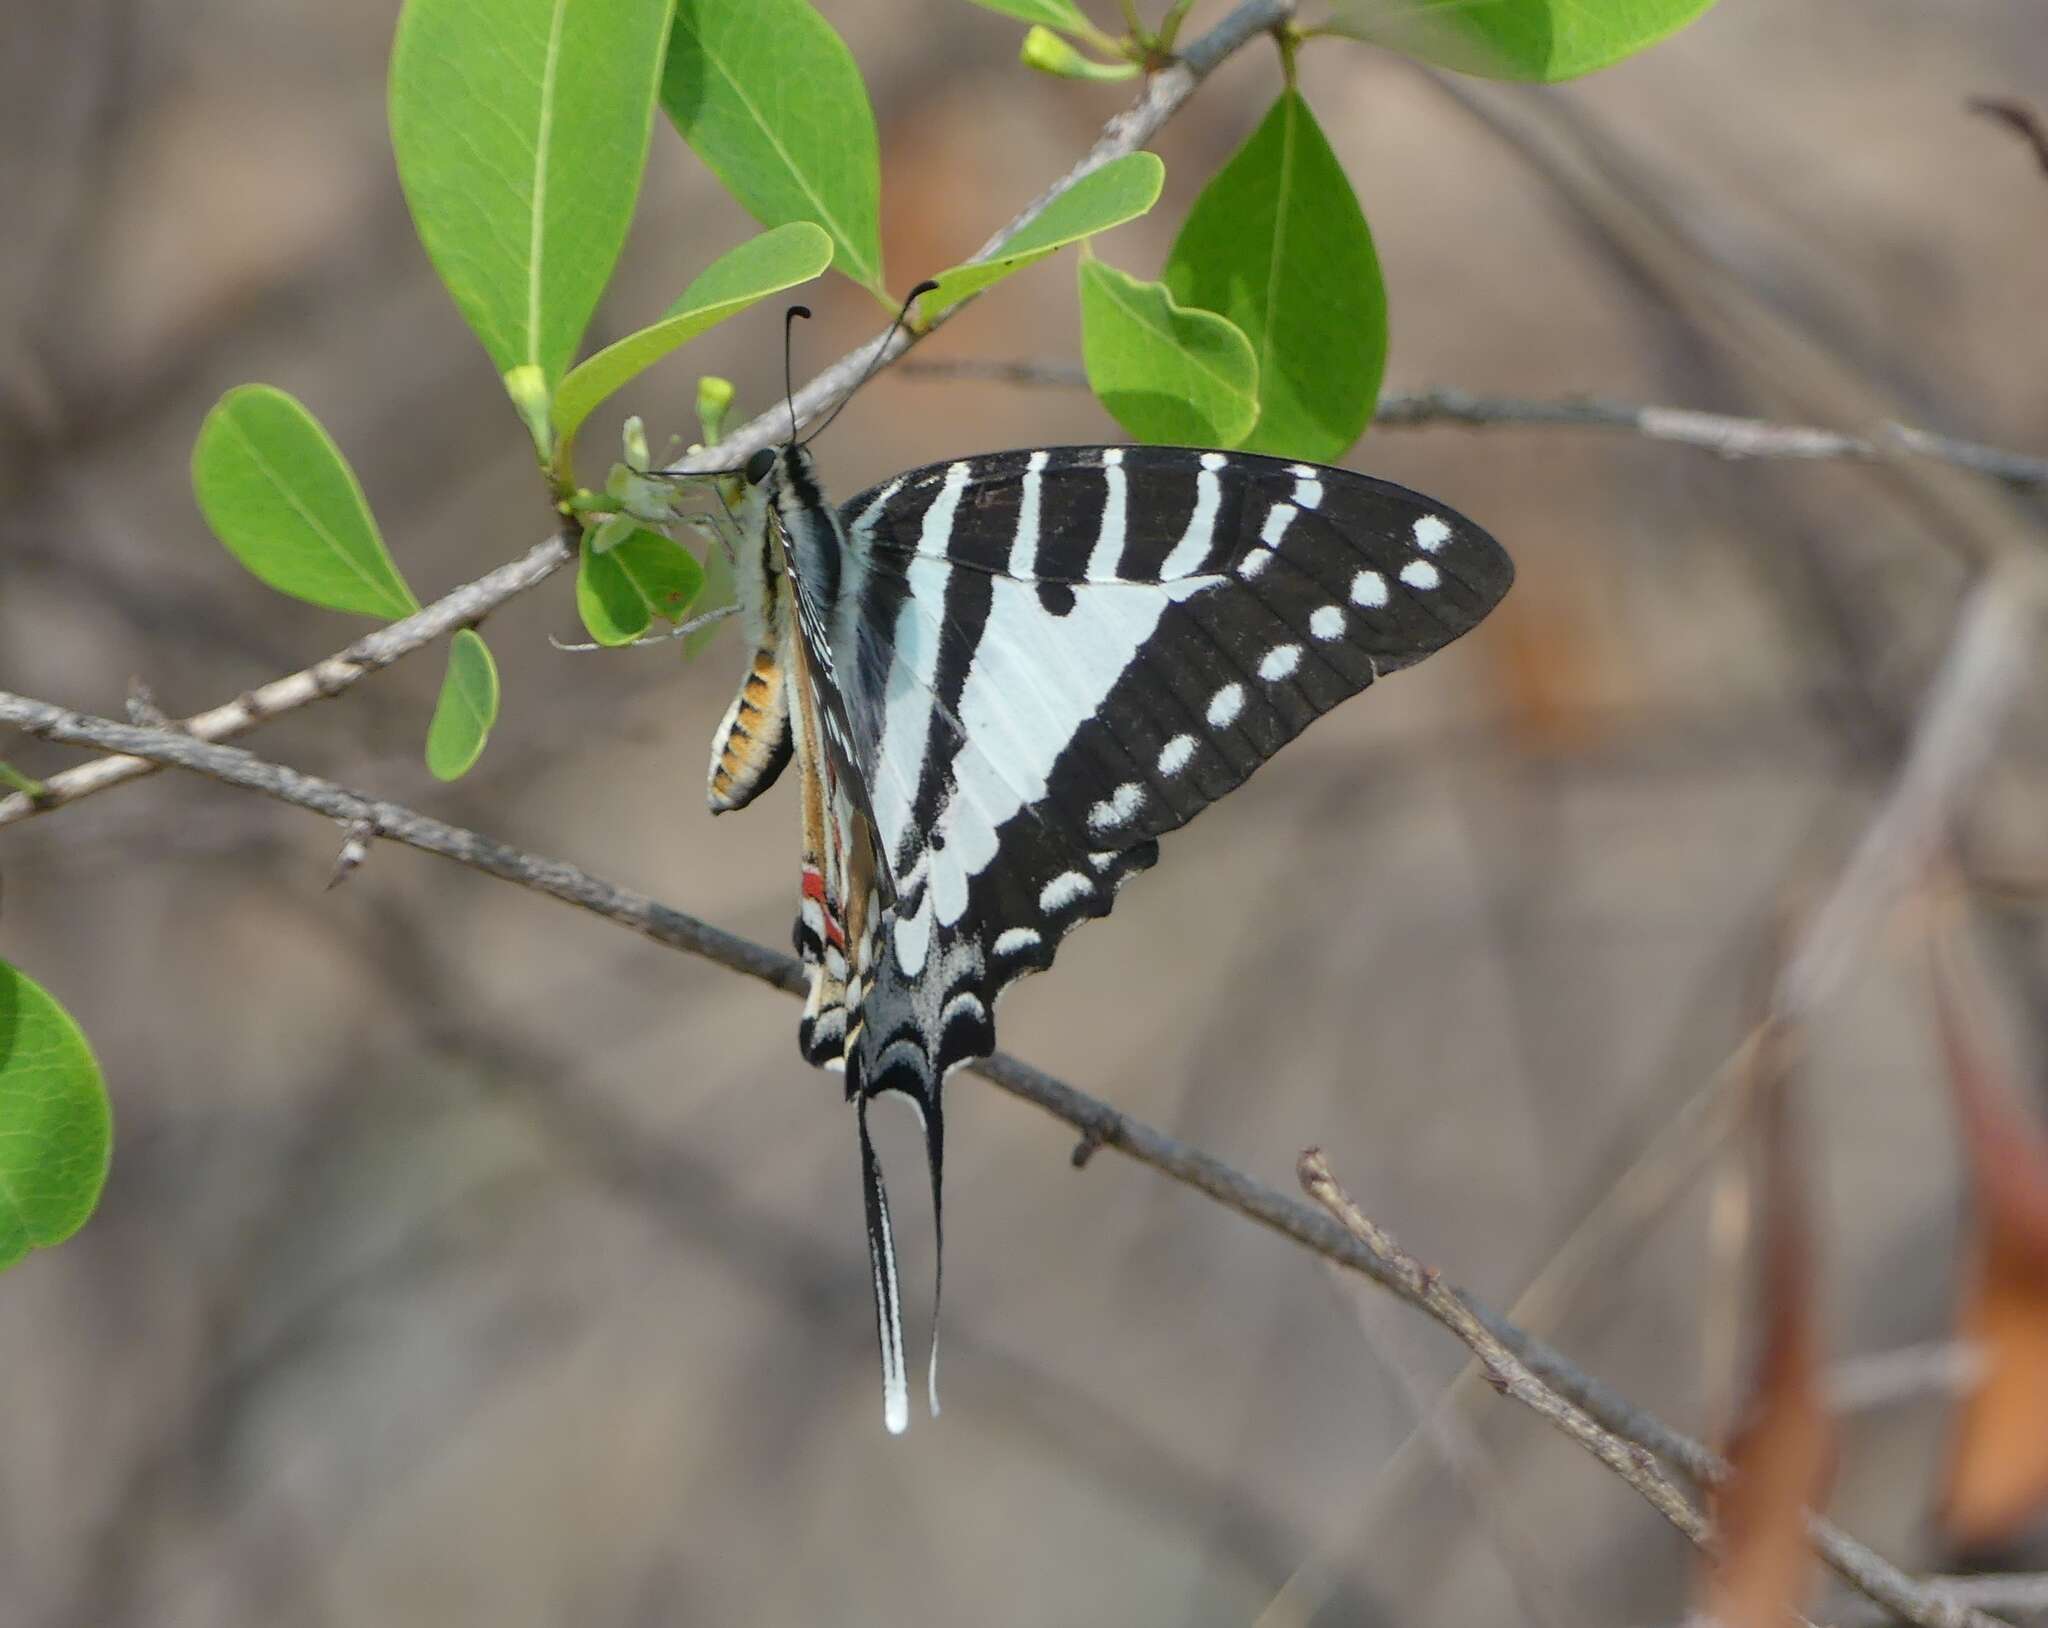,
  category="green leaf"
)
[1320,0,1719,81]
[1164,92,1384,462]
[552,223,833,445]
[920,153,1162,321]
[577,527,706,646]
[662,0,885,294]
[1020,24,1139,78]
[965,0,1096,32]
[390,0,678,392]
[0,963,111,1272]
[1077,259,1258,446]
[424,630,501,781]
[192,386,418,619]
